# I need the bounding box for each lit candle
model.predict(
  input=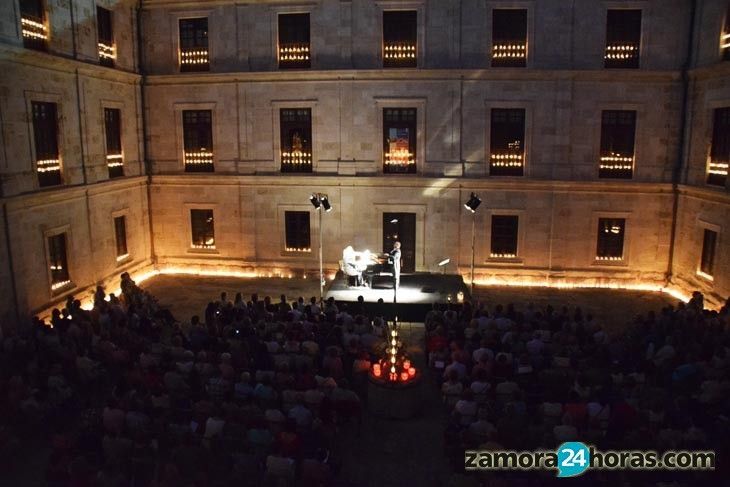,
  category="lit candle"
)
[408,367,416,377]
[403,359,411,370]
[400,372,409,381]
